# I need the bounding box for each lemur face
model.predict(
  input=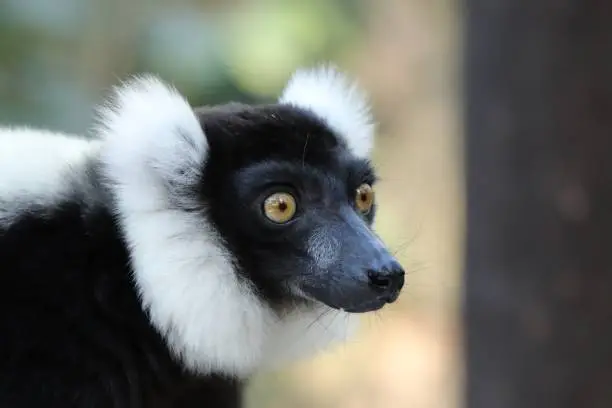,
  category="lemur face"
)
[198,104,404,313]
[99,65,405,374]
